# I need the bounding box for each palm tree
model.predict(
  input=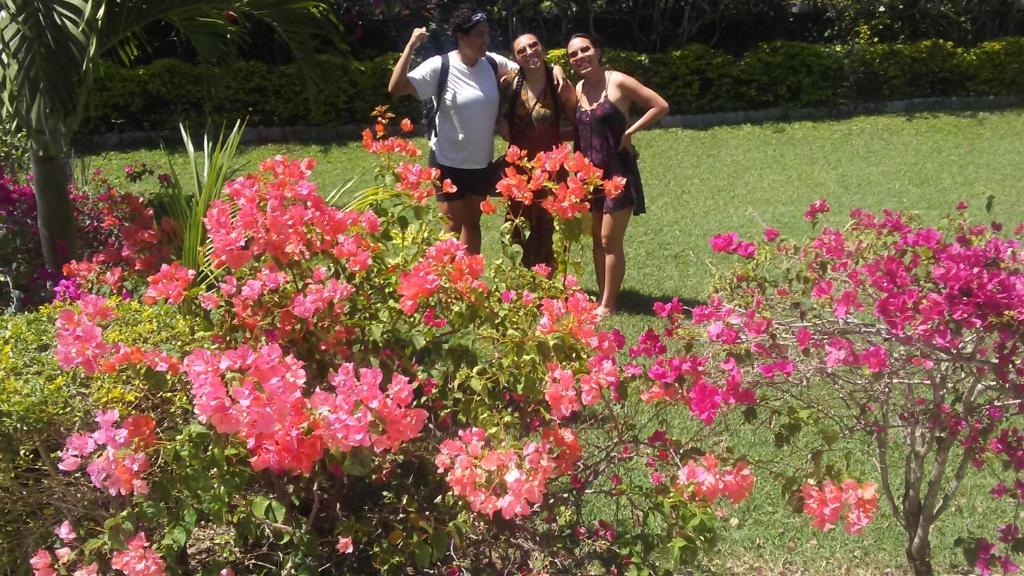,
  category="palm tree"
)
[0,0,340,272]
